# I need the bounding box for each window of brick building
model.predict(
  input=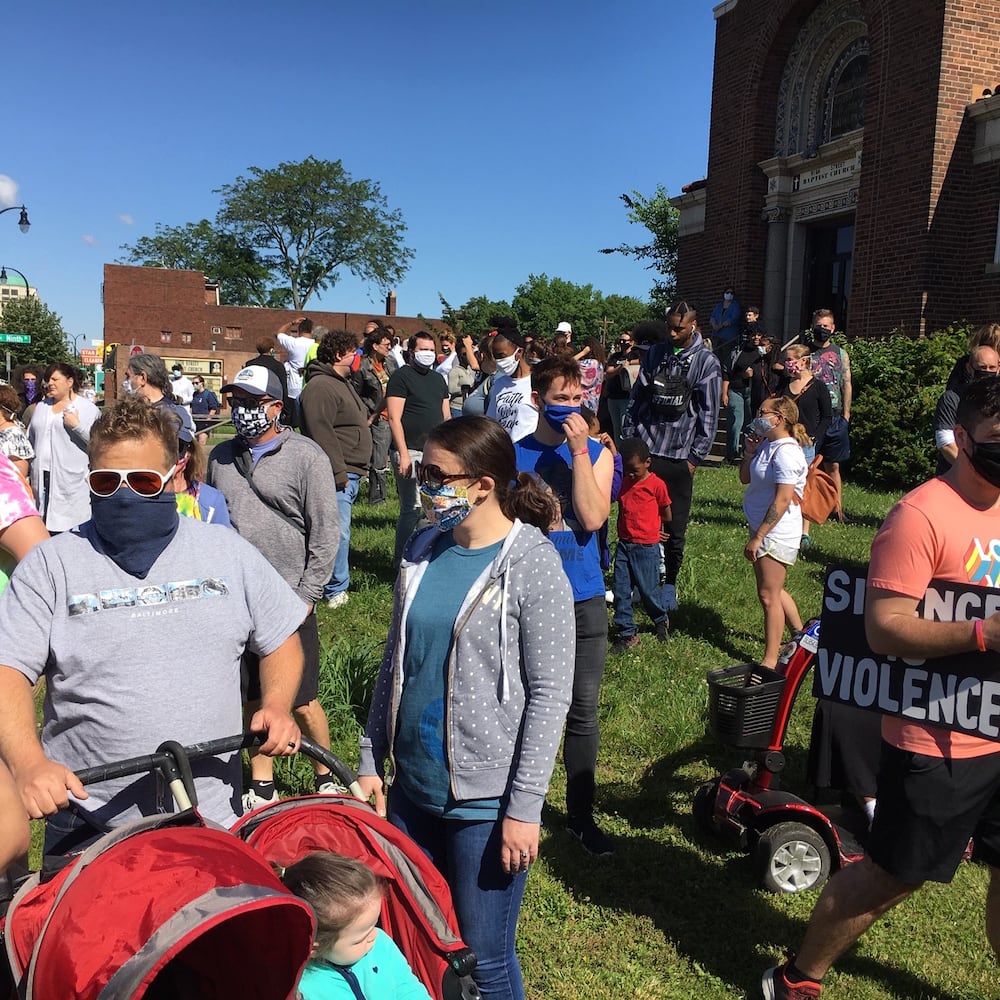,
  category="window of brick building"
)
[224,326,242,341]
[160,330,172,344]
[181,332,193,344]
